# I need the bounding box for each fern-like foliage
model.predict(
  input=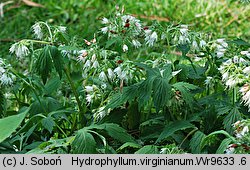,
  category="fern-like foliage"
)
[107,63,198,112]
[35,46,64,84]
[107,63,173,112]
